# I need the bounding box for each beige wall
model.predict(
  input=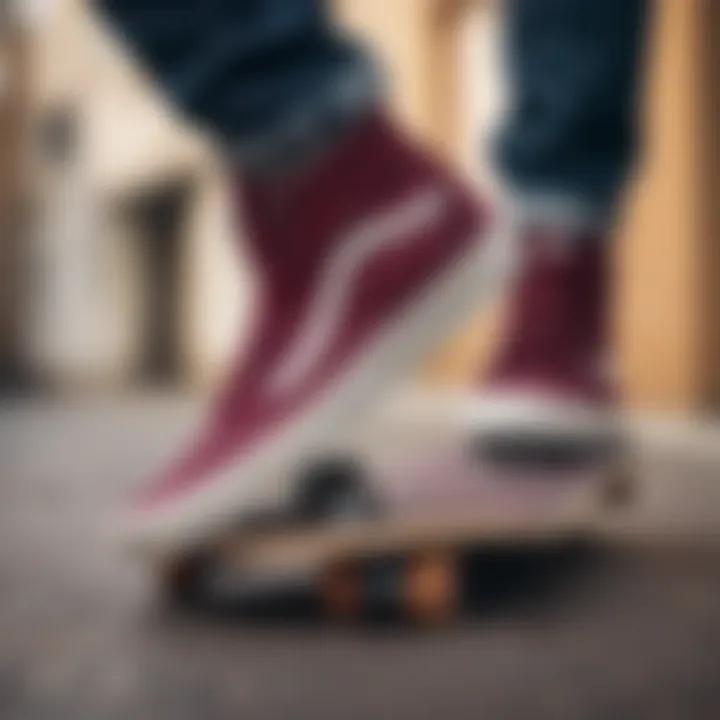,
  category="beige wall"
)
[25,0,241,389]
[615,0,710,413]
